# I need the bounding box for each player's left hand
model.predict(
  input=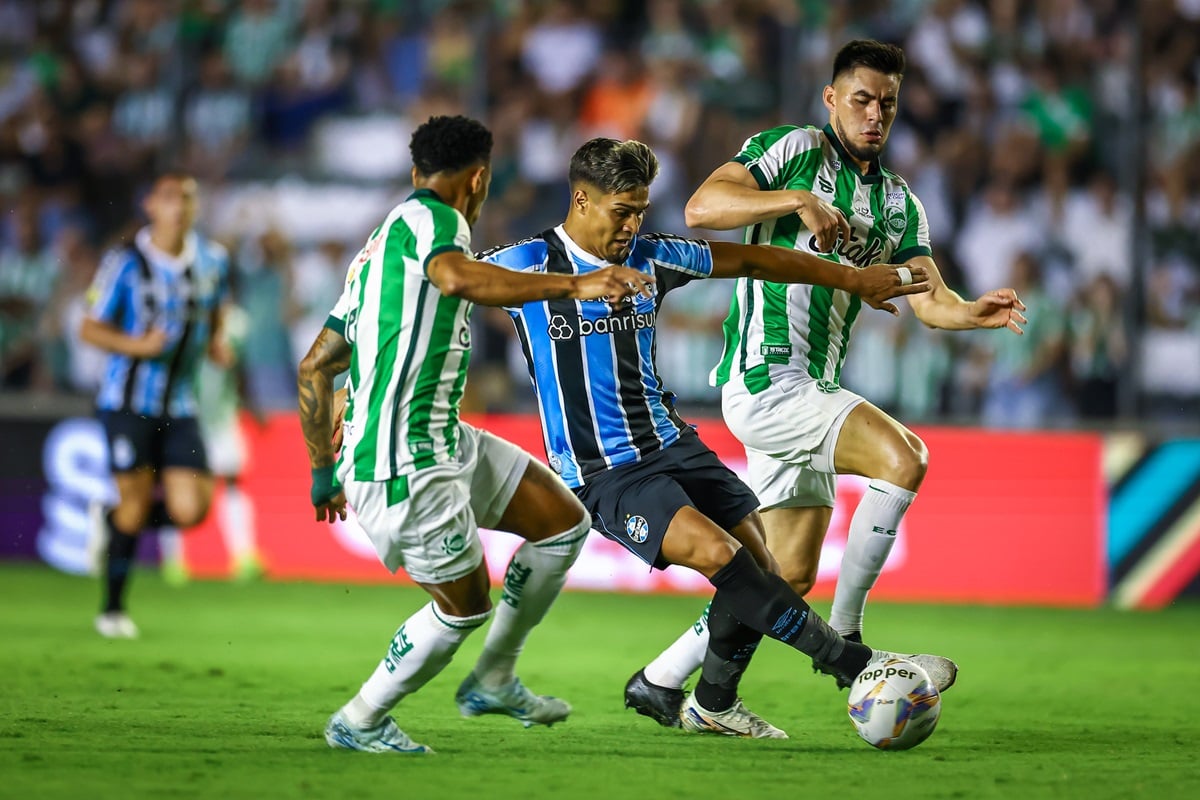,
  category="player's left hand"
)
[972,288,1027,334]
